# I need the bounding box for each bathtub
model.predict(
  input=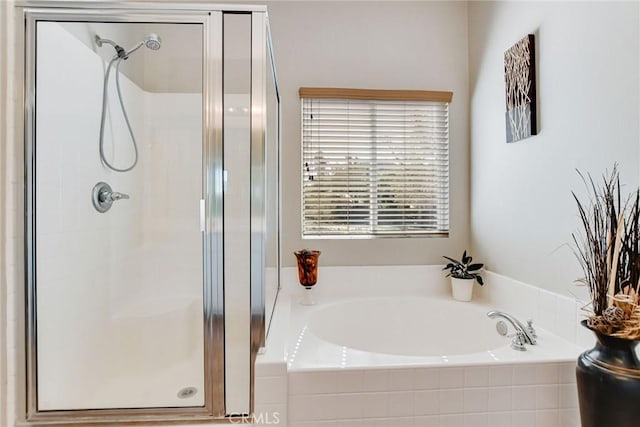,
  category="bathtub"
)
[310,297,505,356]
[287,295,582,370]
[262,265,586,427]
